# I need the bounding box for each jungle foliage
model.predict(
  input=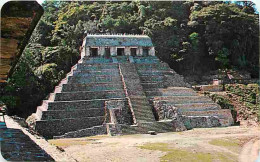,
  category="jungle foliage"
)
[1,1,259,117]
